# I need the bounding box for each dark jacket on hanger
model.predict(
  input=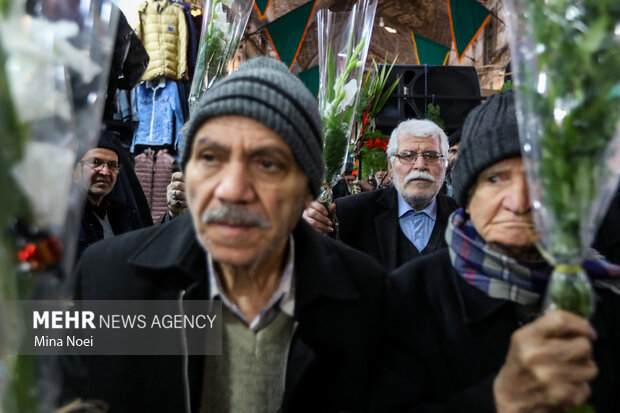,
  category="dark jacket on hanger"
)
[62,215,385,412]
[104,10,149,121]
[335,186,458,271]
